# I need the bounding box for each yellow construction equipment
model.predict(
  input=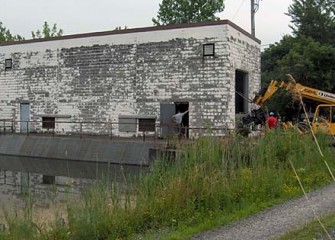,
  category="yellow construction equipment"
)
[244,75,335,135]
